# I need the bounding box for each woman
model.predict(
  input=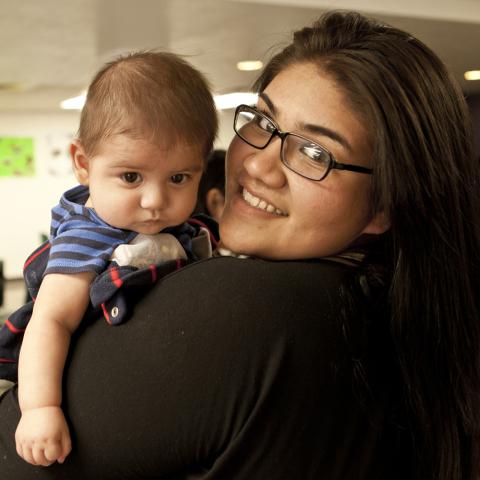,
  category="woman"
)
[1,10,479,479]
